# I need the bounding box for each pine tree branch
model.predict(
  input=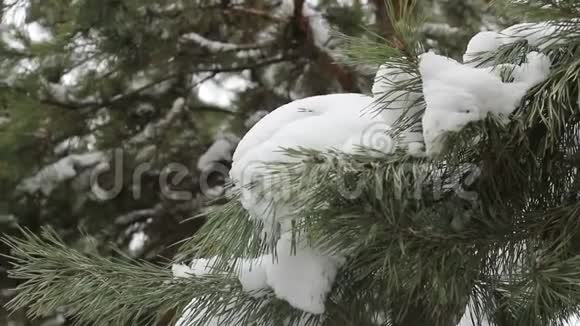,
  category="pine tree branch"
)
[2,228,363,326]
[2,228,201,325]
